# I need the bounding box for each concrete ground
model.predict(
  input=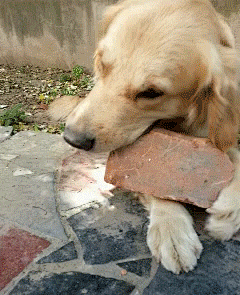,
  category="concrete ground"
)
[0,127,240,295]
